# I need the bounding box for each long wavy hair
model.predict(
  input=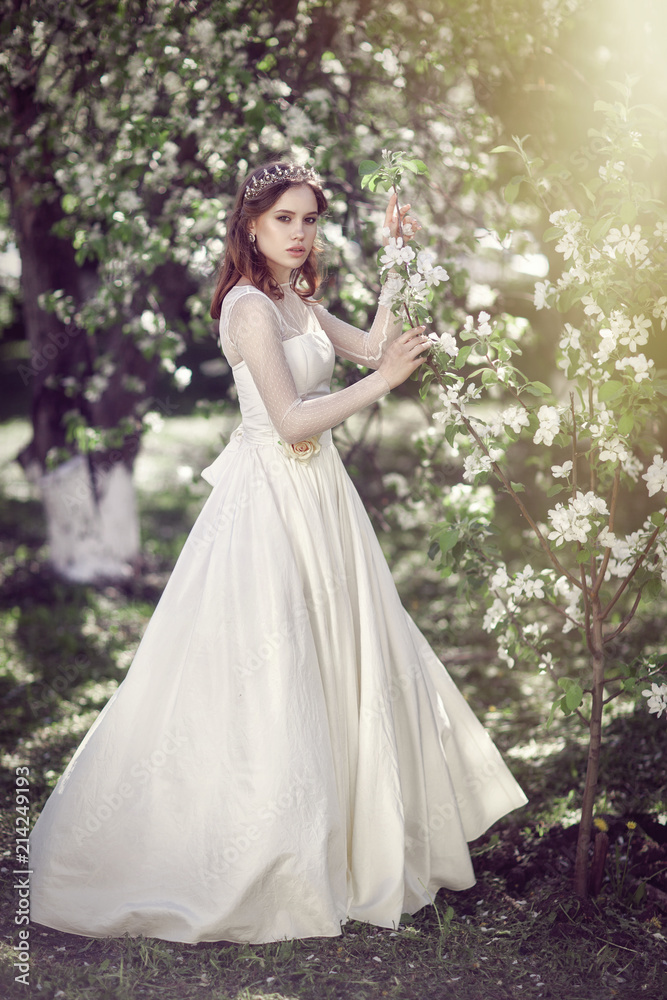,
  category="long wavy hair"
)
[210,162,328,320]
